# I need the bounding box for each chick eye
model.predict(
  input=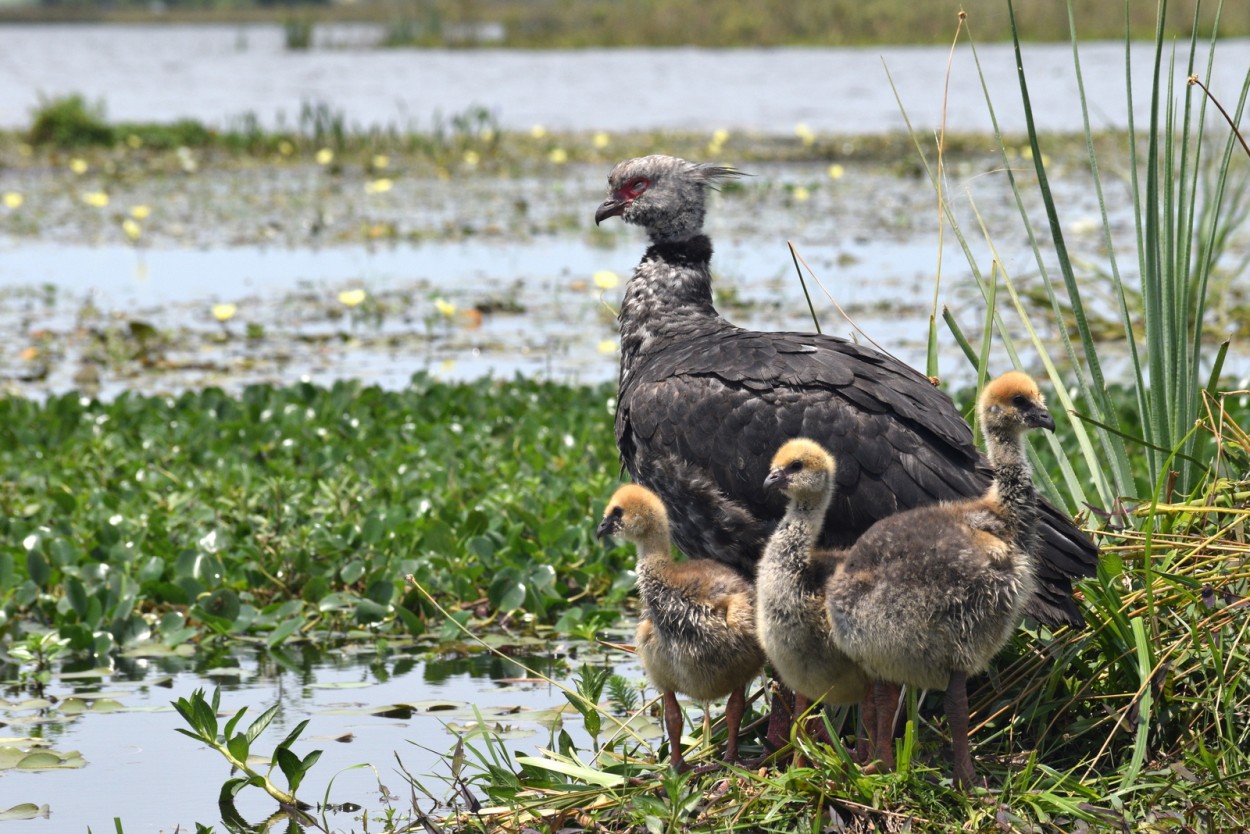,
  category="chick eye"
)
[785,460,804,474]
[1012,394,1029,408]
